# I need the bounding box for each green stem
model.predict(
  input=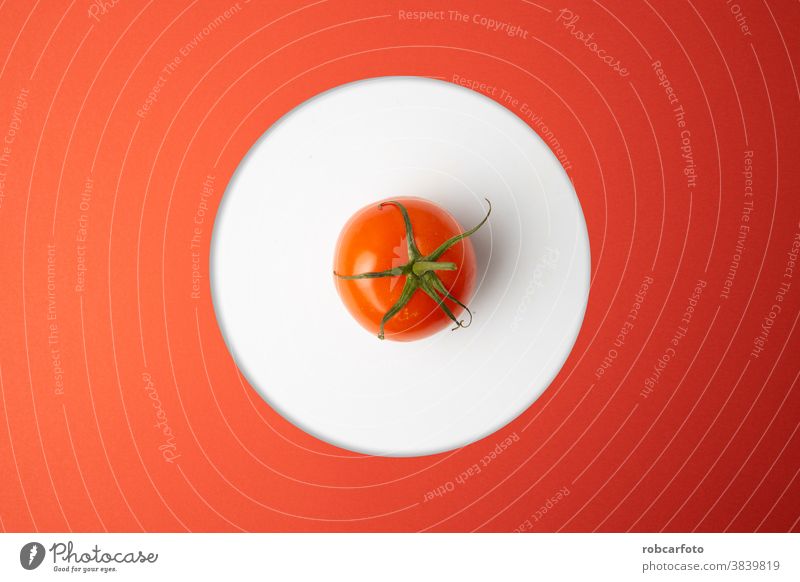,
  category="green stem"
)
[411,261,456,276]
[378,276,419,340]
[379,200,422,259]
[426,199,492,261]
[418,277,464,330]
[424,272,473,328]
[336,199,491,339]
[334,266,406,280]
